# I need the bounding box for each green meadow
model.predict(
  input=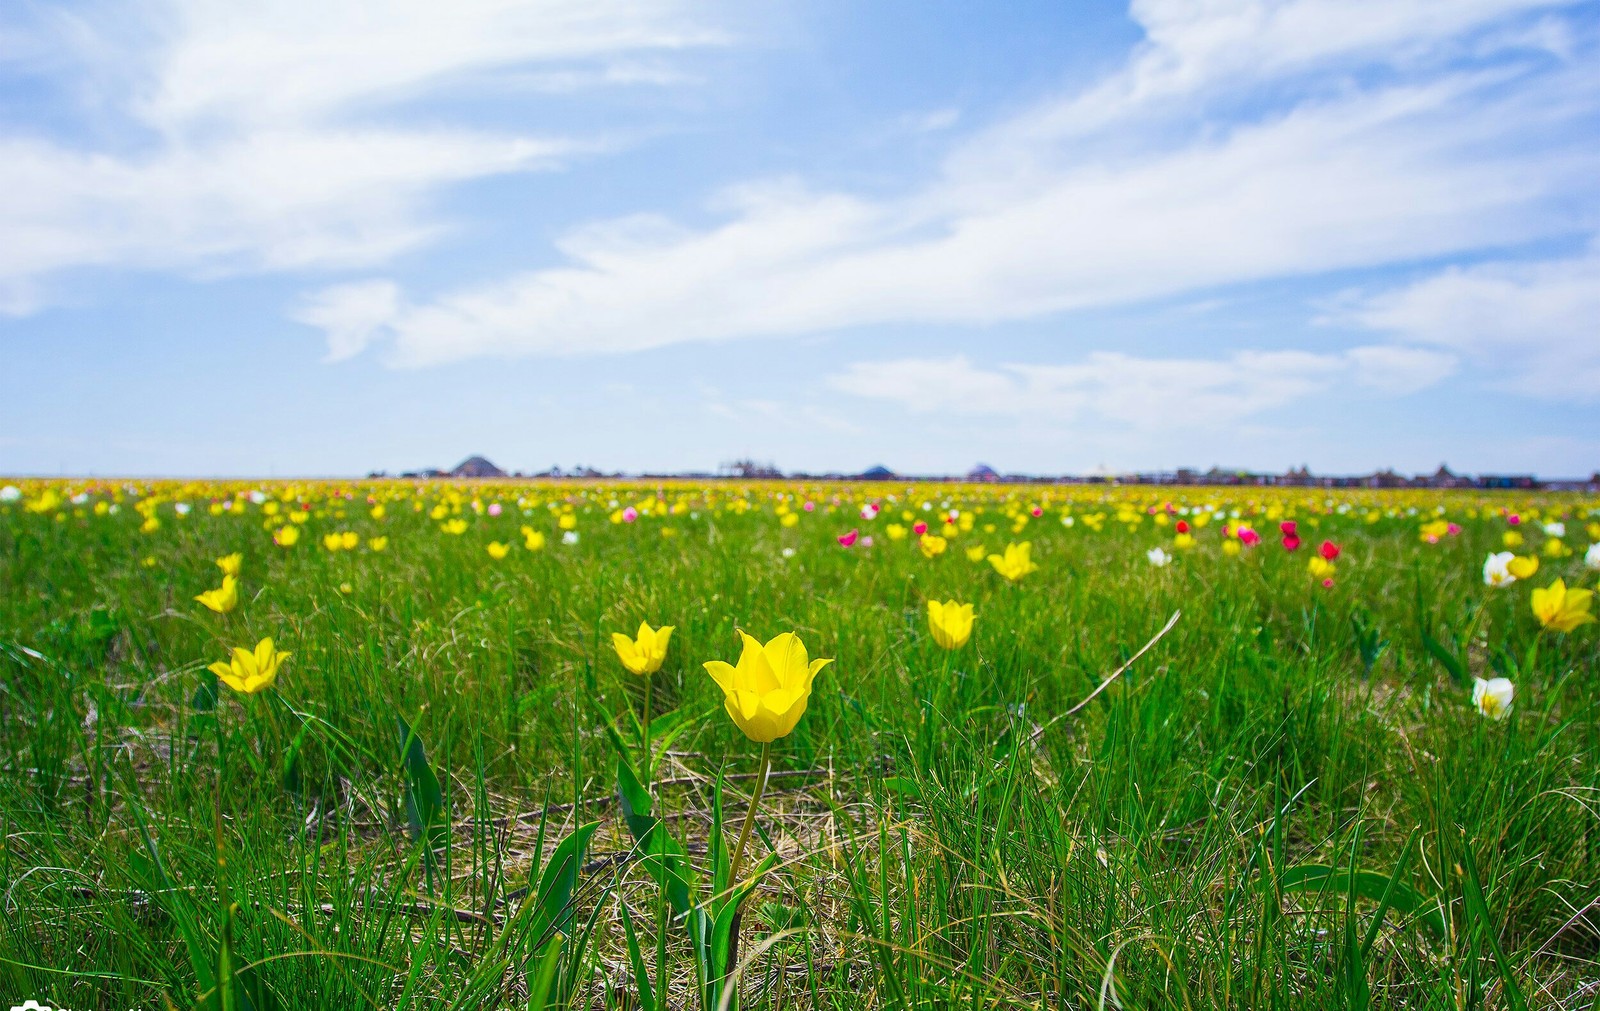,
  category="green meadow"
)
[2,479,1598,1010]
